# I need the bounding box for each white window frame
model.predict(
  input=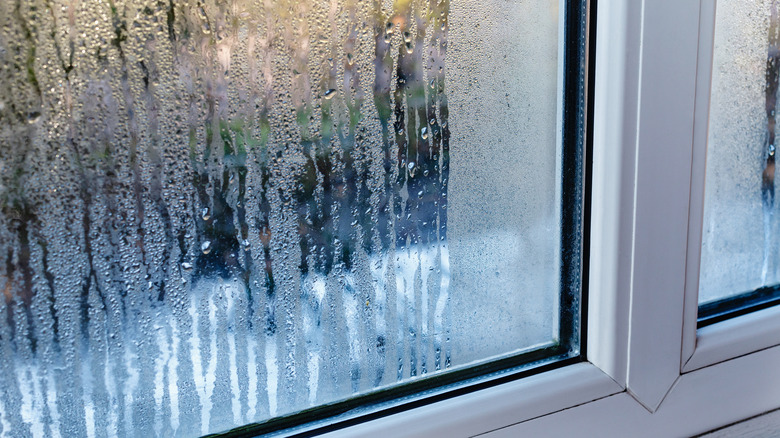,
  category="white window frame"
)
[310,0,780,436]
